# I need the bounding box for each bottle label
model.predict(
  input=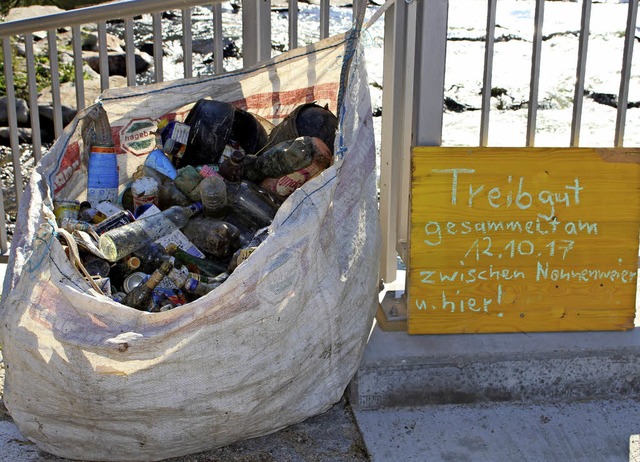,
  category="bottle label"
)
[162,121,191,158]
